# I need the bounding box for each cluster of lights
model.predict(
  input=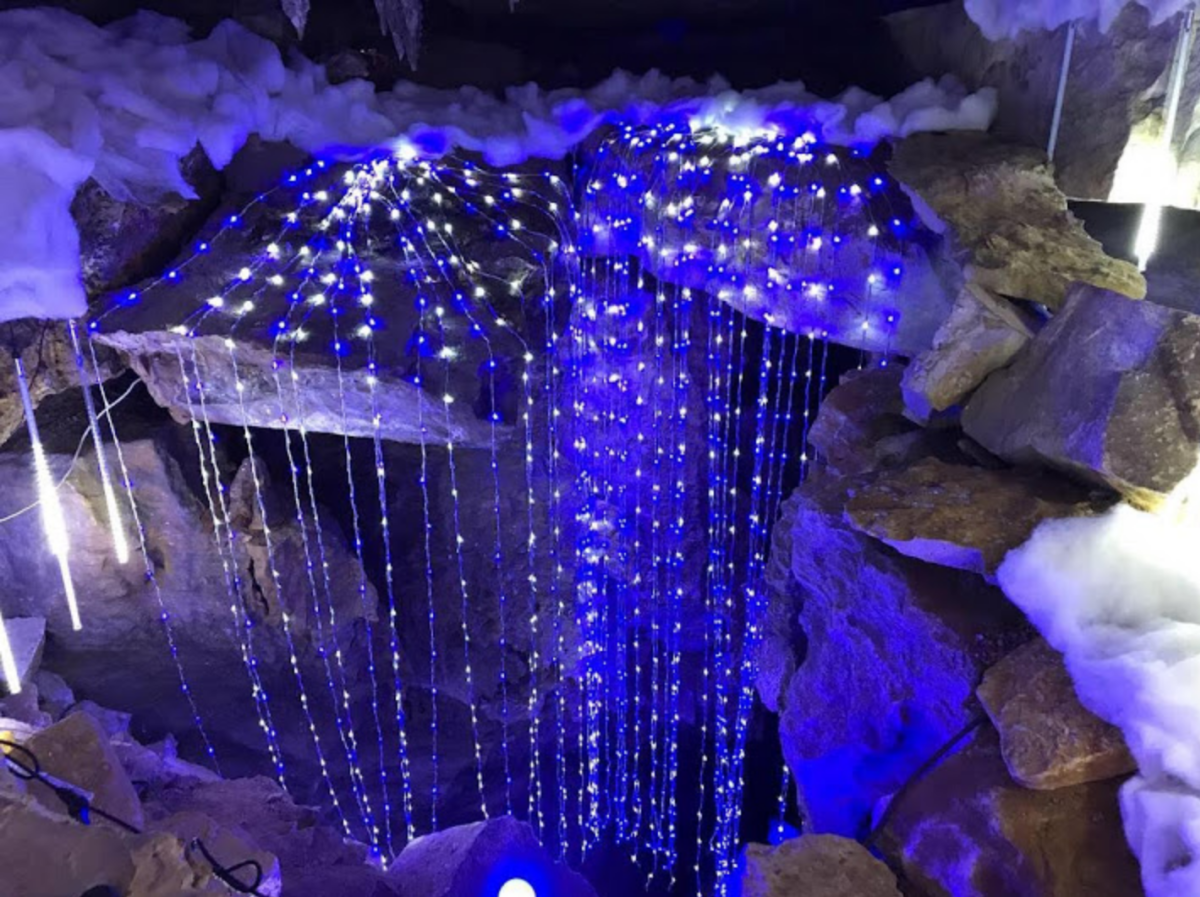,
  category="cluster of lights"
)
[1,110,918,888]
